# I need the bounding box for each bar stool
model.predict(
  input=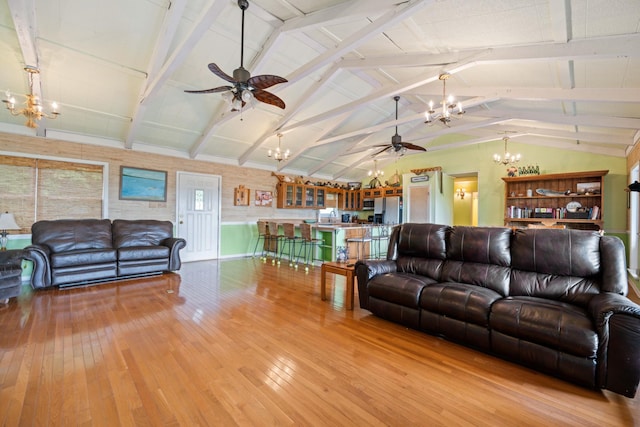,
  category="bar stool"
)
[297,223,323,272]
[281,223,302,267]
[369,224,390,259]
[267,221,286,265]
[253,220,270,260]
[346,225,371,261]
